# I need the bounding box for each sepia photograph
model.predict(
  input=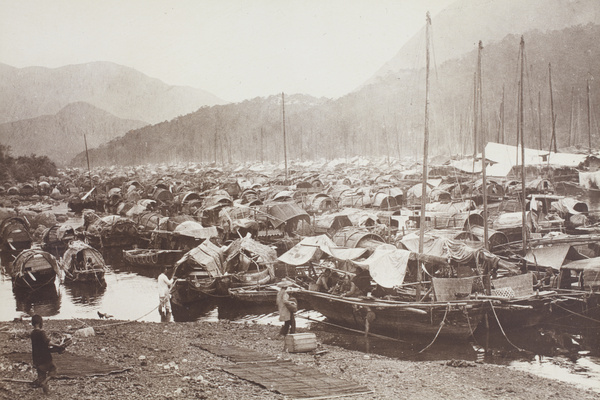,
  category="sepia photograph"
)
[0,0,599,398]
